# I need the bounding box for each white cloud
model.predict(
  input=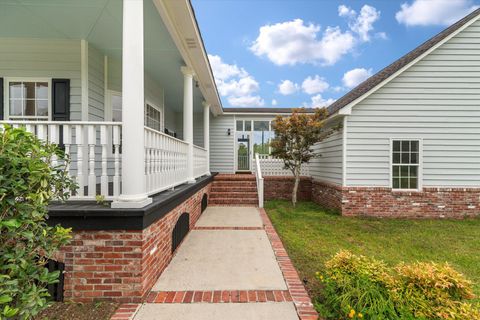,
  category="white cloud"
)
[271,99,278,106]
[278,80,299,95]
[396,0,478,26]
[250,19,355,66]
[340,4,381,41]
[208,54,264,107]
[305,94,336,108]
[301,75,329,95]
[338,4,356,18]
[208,54,247,81]
[342,68,373,88]
[228,95,264,107]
